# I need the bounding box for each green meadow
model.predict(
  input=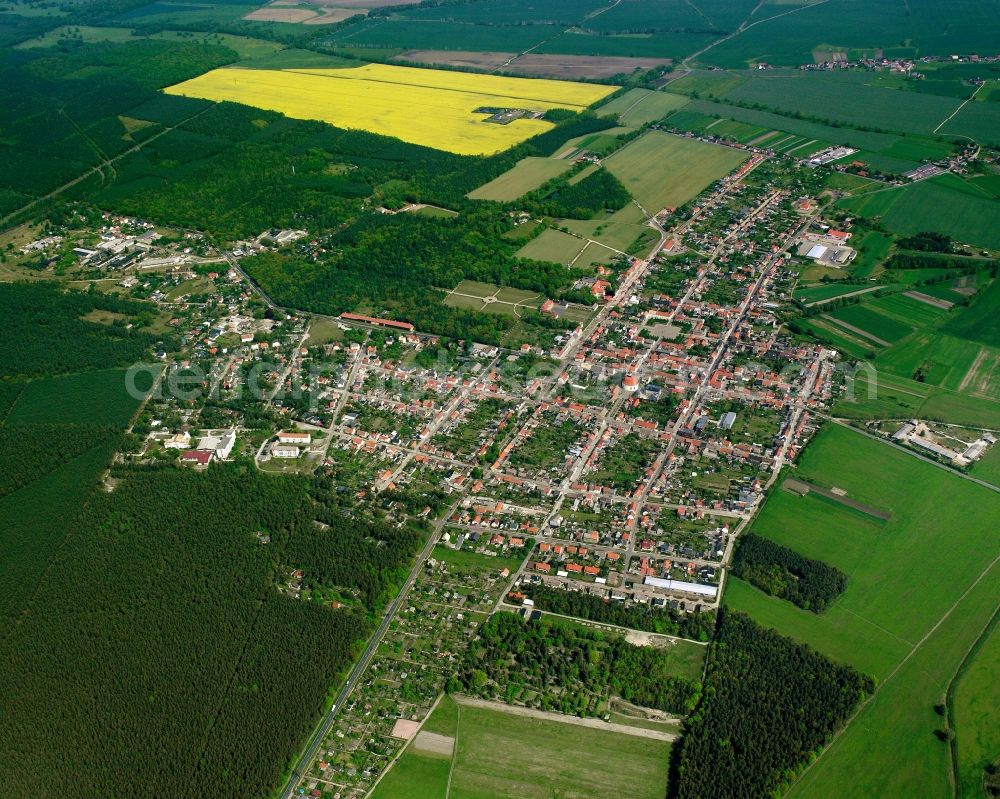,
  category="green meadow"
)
[727,424,1000,799]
